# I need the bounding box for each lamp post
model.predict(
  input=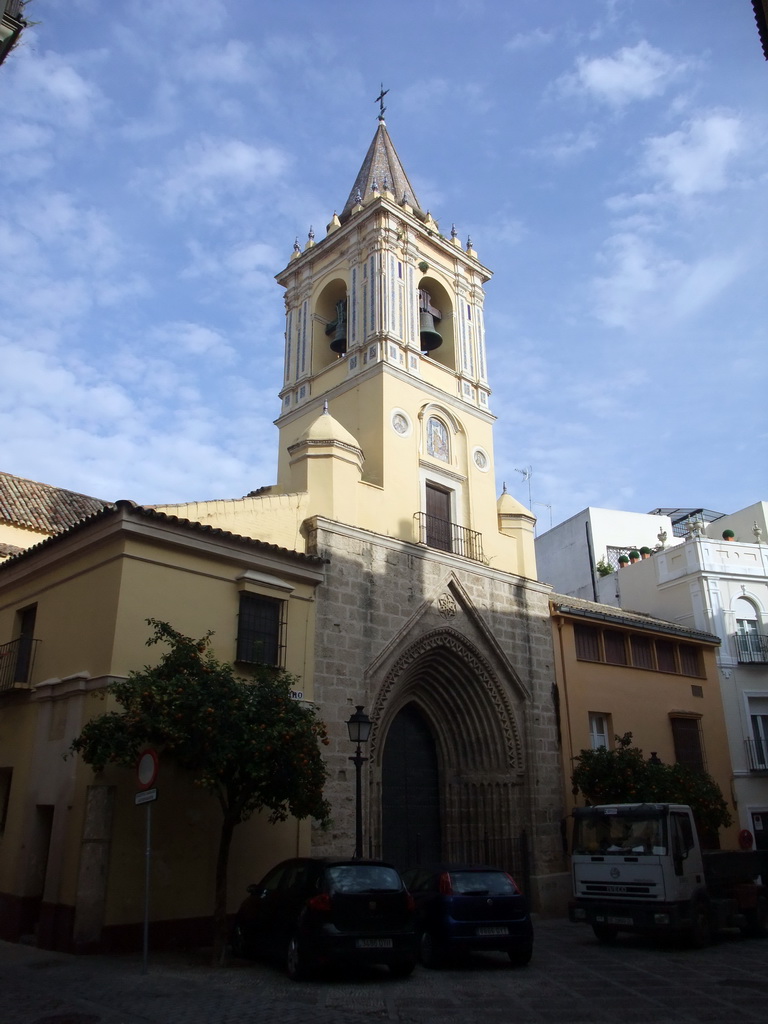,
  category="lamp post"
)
[346,705,372,859]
